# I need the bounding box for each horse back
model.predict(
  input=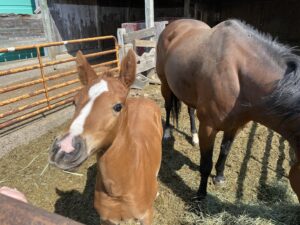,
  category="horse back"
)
[156,19,210,80]
[156,19,251,129]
